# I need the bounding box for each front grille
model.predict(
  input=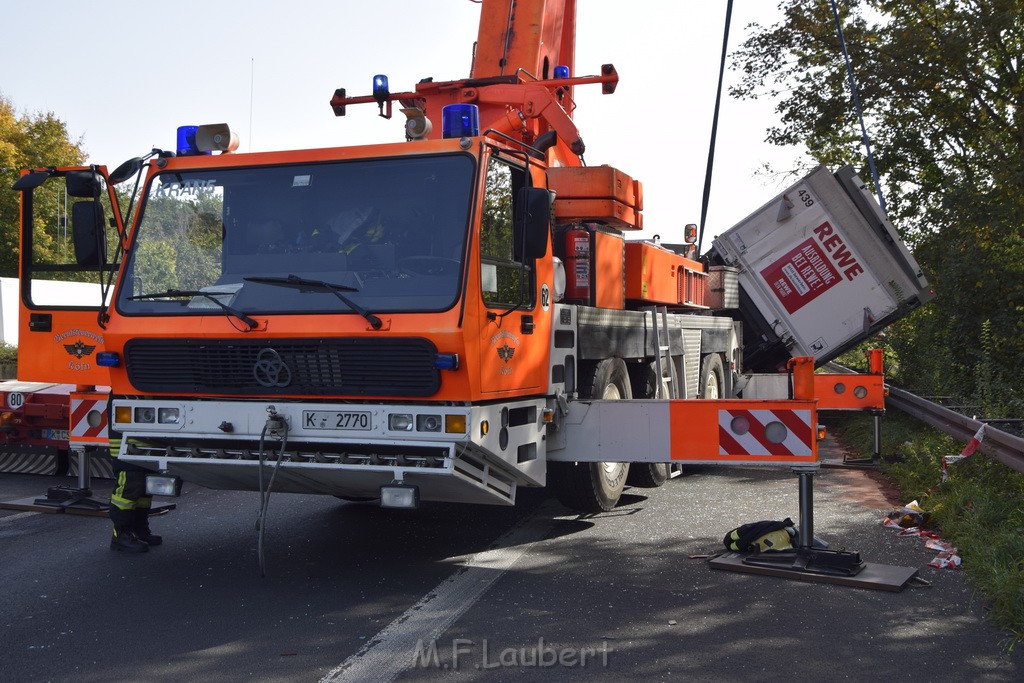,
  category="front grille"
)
[124,337,440,397]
